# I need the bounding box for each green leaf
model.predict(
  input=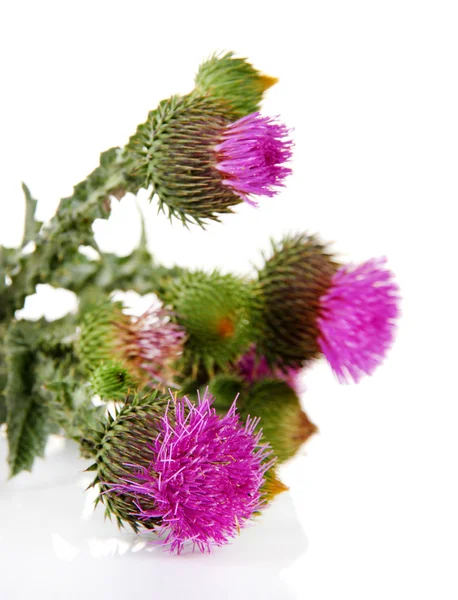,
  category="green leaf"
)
[0,395,6,425]
[5,322,50,476]
[21,183,42,246]
[5,348,49,474]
